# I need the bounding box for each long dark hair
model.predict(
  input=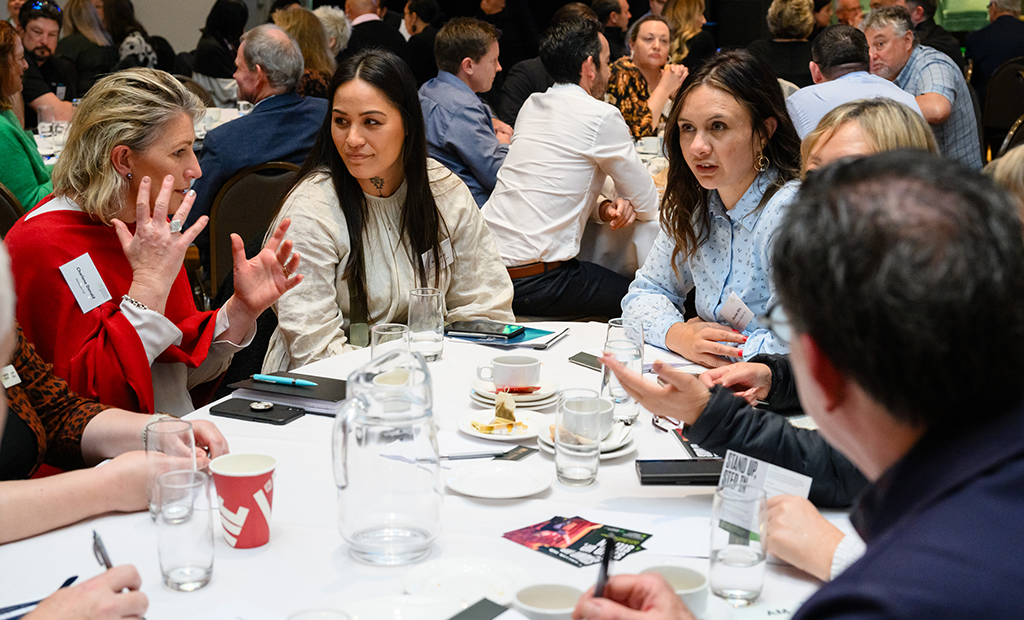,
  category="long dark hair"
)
[102,0,148,46]
[290,49,445,322]
[662,49,801,265]
[202,0,249,49]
